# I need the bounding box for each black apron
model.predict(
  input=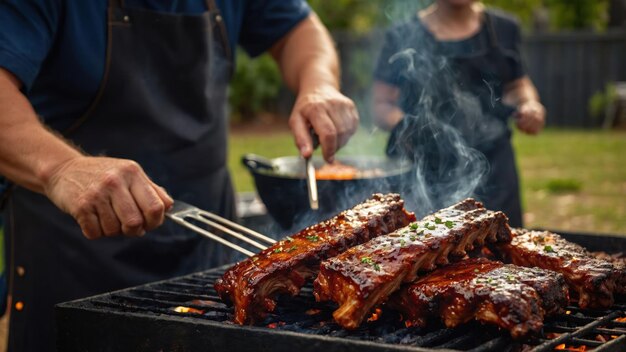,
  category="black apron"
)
[3,0,235,350]
[387,12,523,227]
